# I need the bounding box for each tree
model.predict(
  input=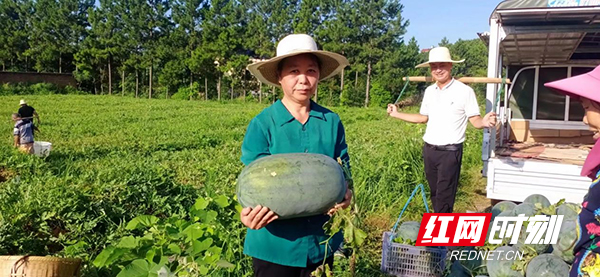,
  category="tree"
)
[0,0,32,71]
